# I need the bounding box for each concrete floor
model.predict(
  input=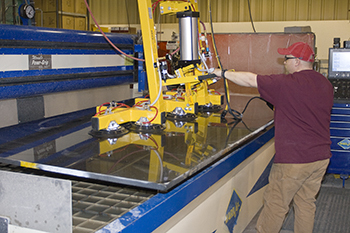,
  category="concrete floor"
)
[242,174,350,233]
